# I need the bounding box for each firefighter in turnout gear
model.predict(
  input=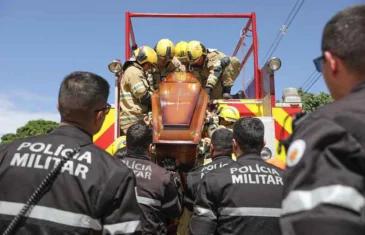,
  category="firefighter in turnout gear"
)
[120,46,158,134]
[150,39,182,90]
[187,40,241,99]
[206,105,240,138]
[189,117,284,235]
[175,41,190,72]
[0,72,142,235]
[121,123,183,234]
[280,5,365,235]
